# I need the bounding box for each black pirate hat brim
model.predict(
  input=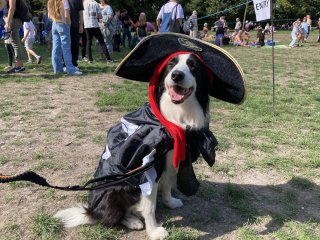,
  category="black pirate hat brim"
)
[115,33,246,104]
